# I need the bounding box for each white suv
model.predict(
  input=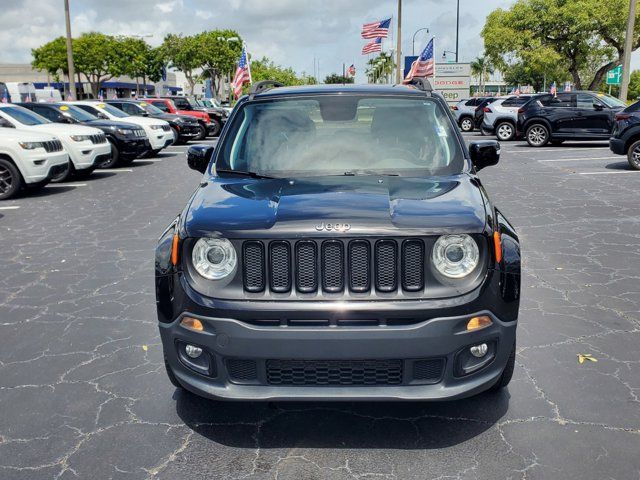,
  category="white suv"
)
[0,128,69,199]
[0,104,111,182]
[452,98,486,132]
[71,101,174,156]
[482,95,533,141]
